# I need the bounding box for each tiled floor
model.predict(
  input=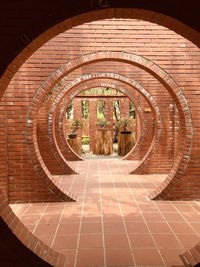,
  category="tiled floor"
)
[11,159,200,267]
